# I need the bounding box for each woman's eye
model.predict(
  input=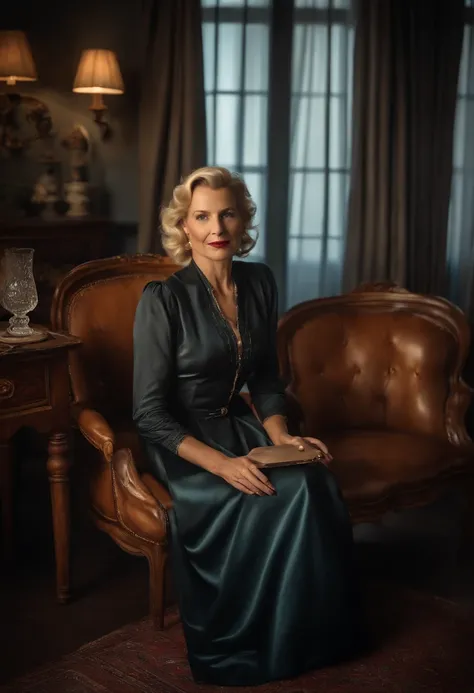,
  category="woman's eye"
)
[196,214,207,221]
[222,210,235,218]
